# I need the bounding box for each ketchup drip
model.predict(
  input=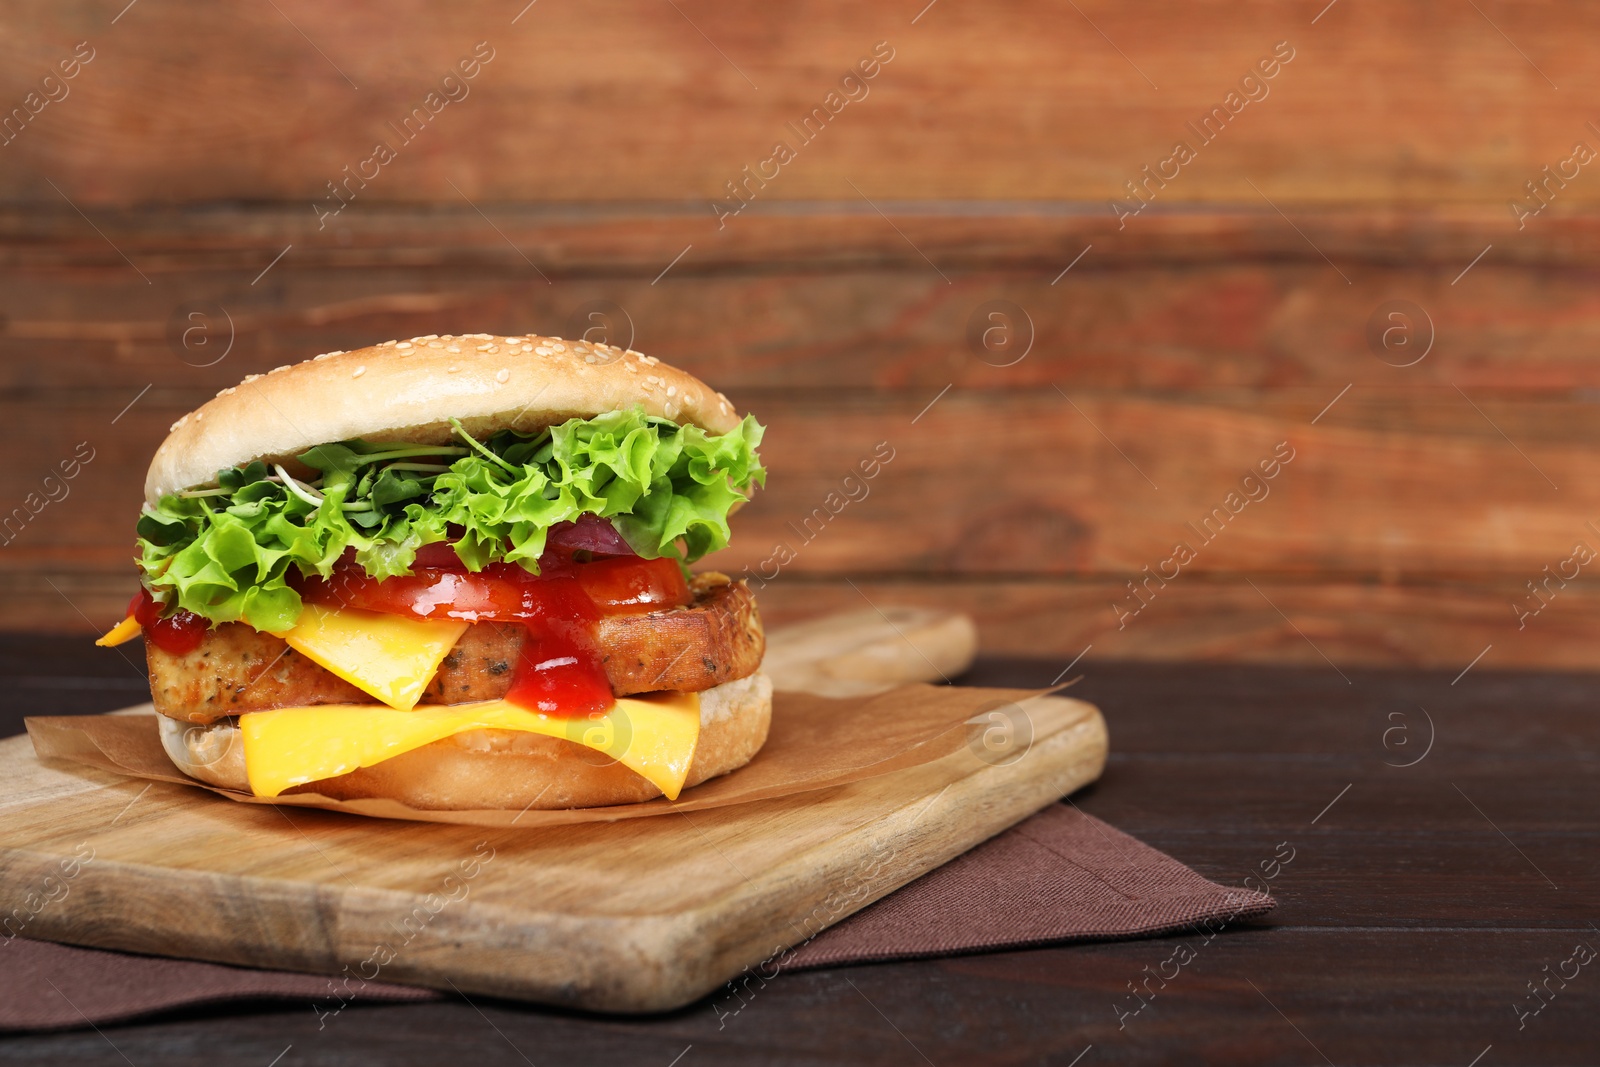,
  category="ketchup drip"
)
[297,520,689,717]
[129,588,209,656]
[494,576,613,717]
